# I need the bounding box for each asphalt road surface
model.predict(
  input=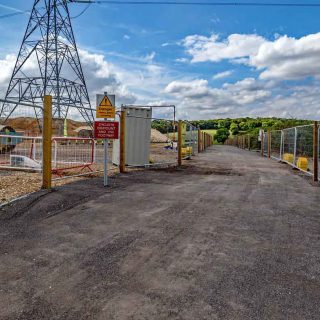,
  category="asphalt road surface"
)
[1,146,320,319]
